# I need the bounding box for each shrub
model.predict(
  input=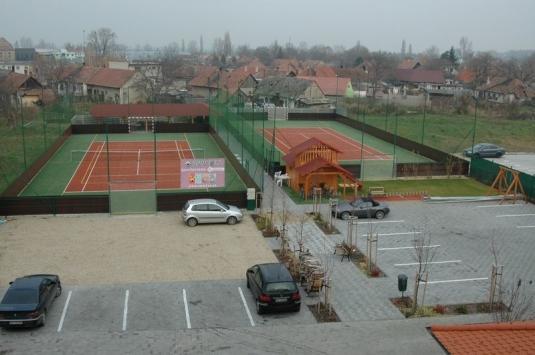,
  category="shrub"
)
[455,305,468,314]
[414,306,437,317]
[433,304,447,314]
